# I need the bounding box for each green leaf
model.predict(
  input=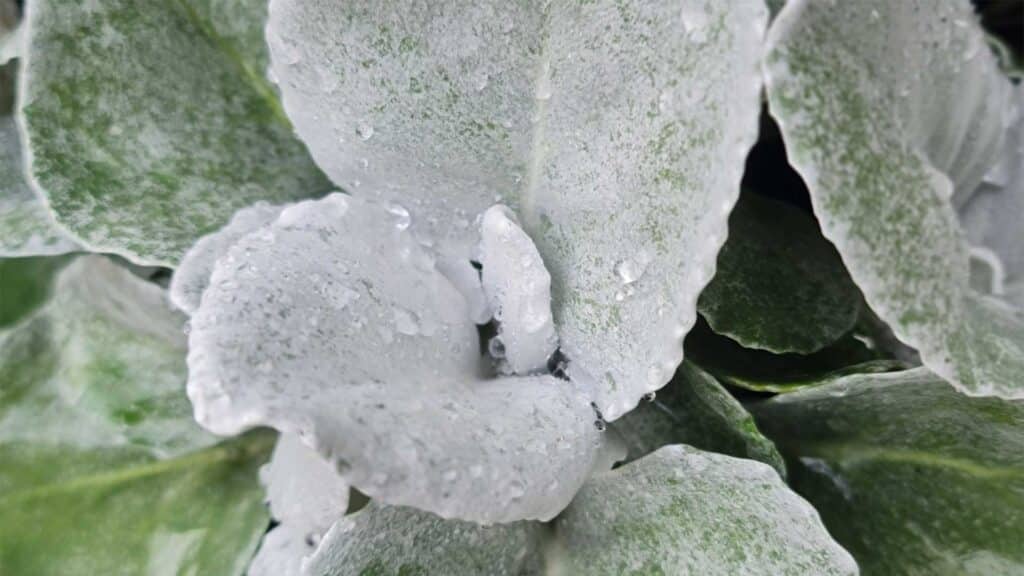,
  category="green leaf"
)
[0,62,76,256]
[765,0,1024,398]
[0,256,271,575]
[684,316,903,393]
[304,503,546,576]
[751,368,1024,575]
[698,192,860,353]
[554,445,857,575]
[20,0,330,266]
[267,0,768,420]
[612,361,786,477]
[0,255,72,329]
